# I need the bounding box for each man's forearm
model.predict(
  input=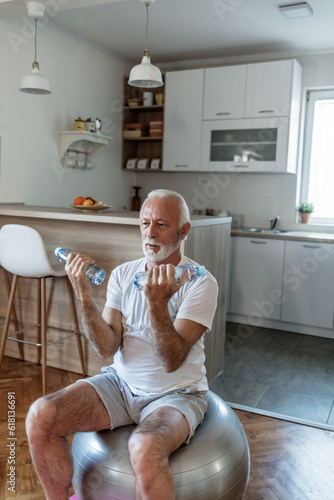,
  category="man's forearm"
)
[64,253,121,359]
[77,296,119,359]
[148,302,188,372]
